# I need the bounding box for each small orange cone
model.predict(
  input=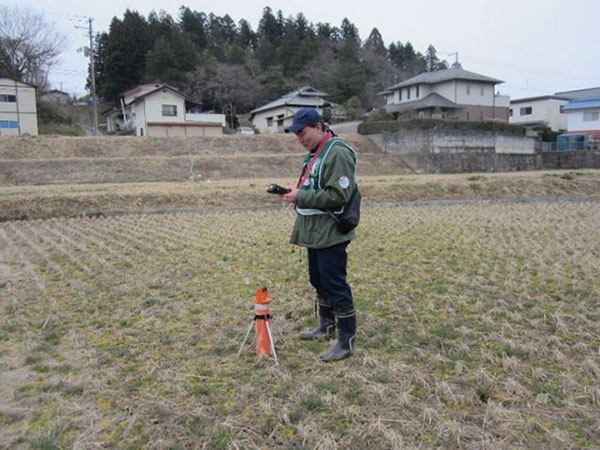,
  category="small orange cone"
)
[237,287,278,363]
[255,287,276,361]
